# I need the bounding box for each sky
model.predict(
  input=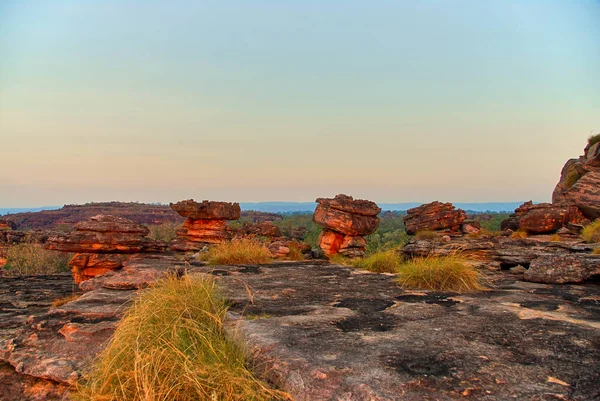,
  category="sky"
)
[1,1,599,207]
